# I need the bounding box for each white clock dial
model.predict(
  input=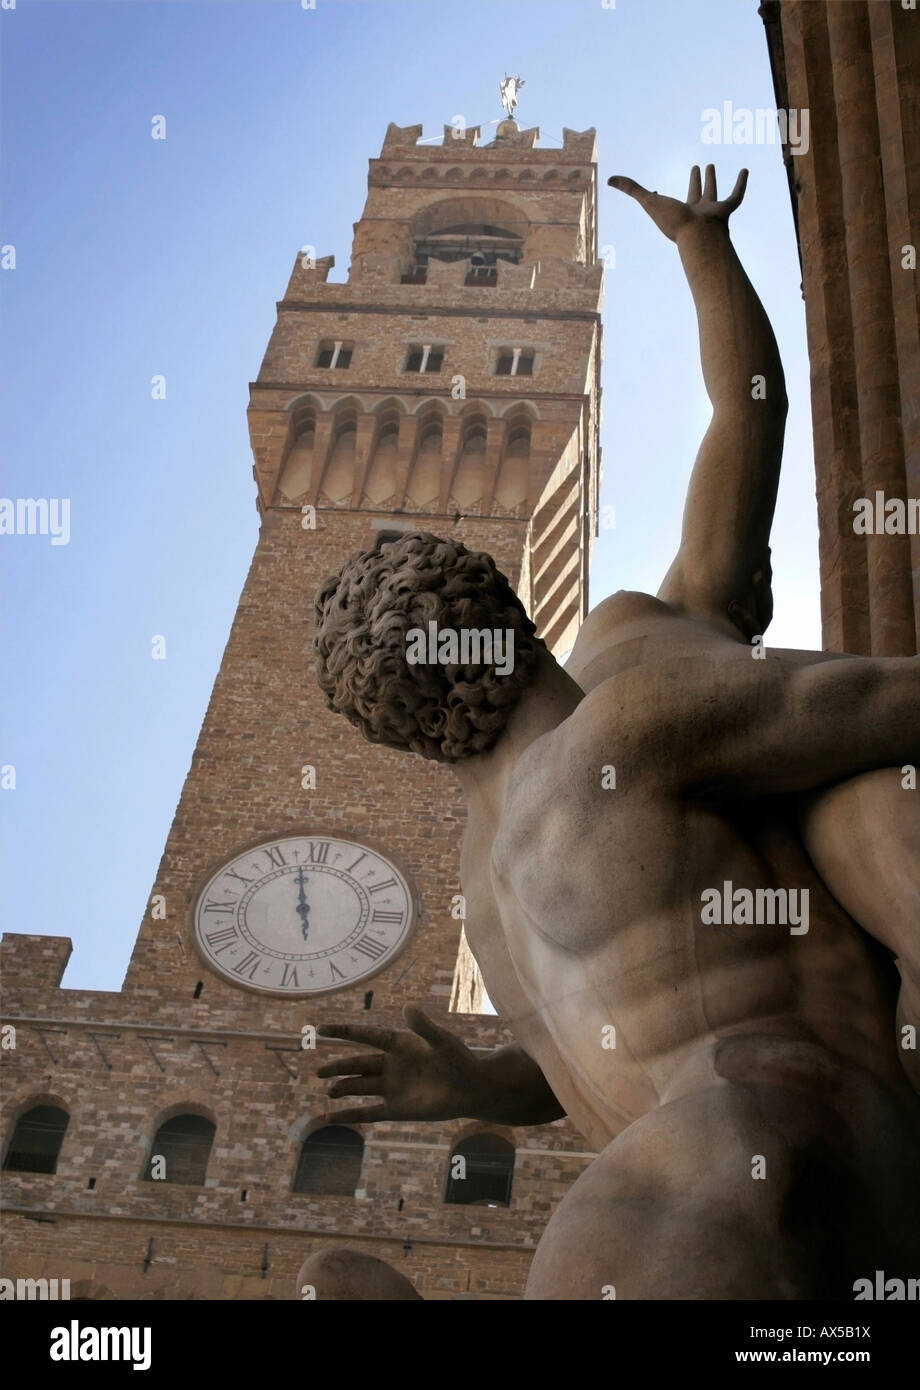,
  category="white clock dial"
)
[191,835,416,996]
